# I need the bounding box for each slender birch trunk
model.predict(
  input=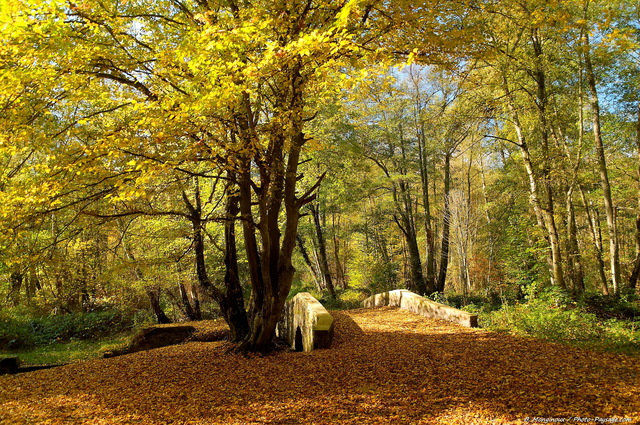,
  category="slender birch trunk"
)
[583,30,621,294]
